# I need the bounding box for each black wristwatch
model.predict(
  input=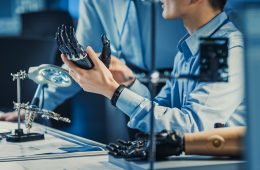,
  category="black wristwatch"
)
[111,84,126,107]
